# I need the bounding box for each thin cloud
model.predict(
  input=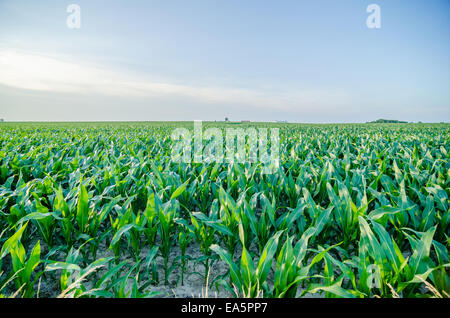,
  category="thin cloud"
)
[0,49,351,113]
